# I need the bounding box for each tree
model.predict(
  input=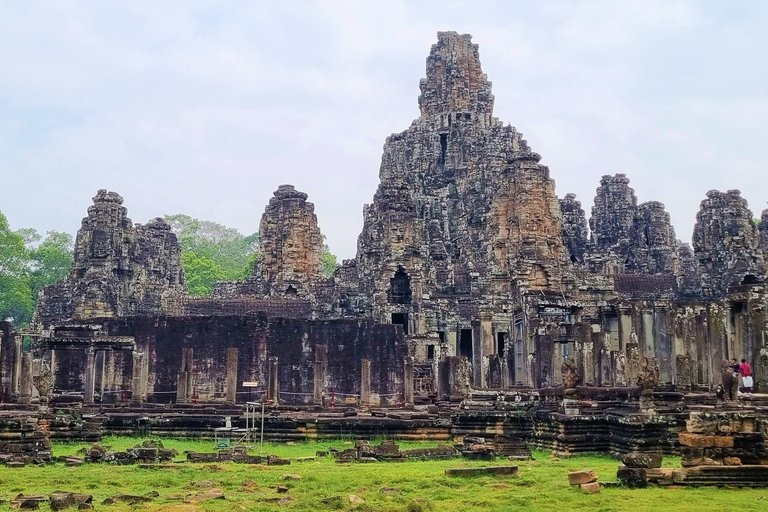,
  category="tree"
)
[29,231,74,300]
[0,211,33,324]
[165,214,259,295]
[181,251,229,296]
[321,236,340,278]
